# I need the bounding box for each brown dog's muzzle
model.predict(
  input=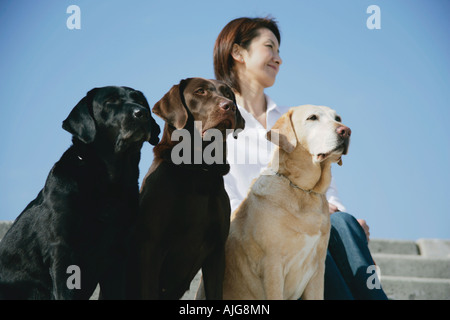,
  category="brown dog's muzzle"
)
[212,99,238,131]
[205,98,244,139]
[218,100,236,113]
